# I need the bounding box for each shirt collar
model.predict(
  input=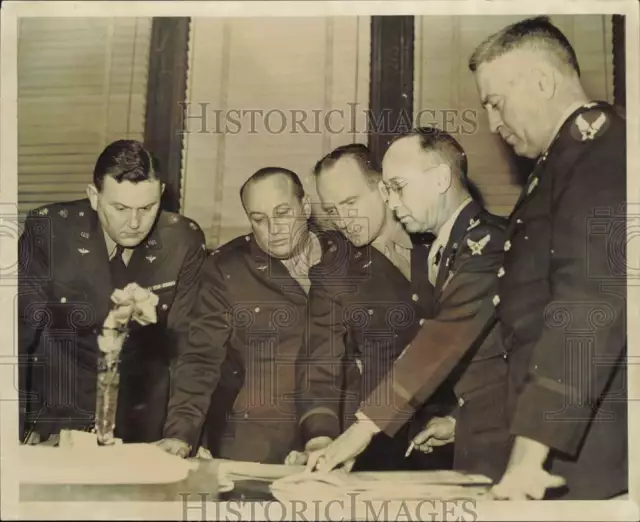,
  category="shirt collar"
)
[103,228,118,259]
[544,100,588,152]
[373,220,413,254]
[433,197,473,250]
